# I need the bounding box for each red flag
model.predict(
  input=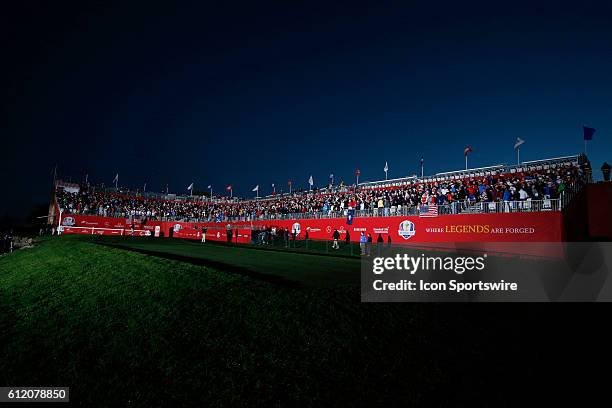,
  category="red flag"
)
[464,146,472,156]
